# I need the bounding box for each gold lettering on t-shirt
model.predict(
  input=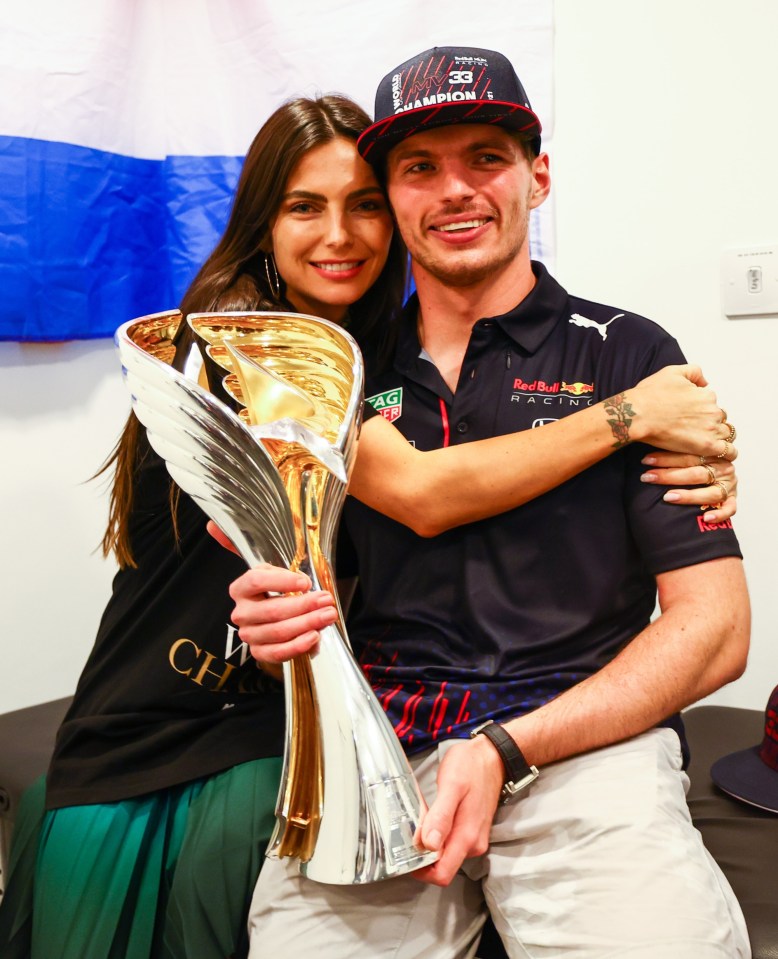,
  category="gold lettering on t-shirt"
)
[238,665,270,694]
[169,637,199,676]
[192,651,235,691]
[168,635,269,695]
